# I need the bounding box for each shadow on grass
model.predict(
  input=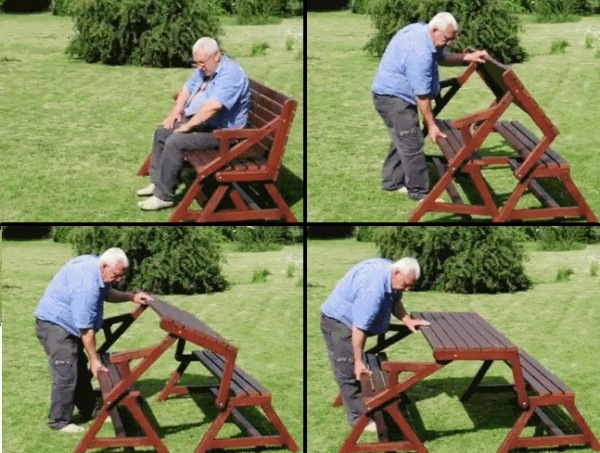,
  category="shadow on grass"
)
[371,375,587,450]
